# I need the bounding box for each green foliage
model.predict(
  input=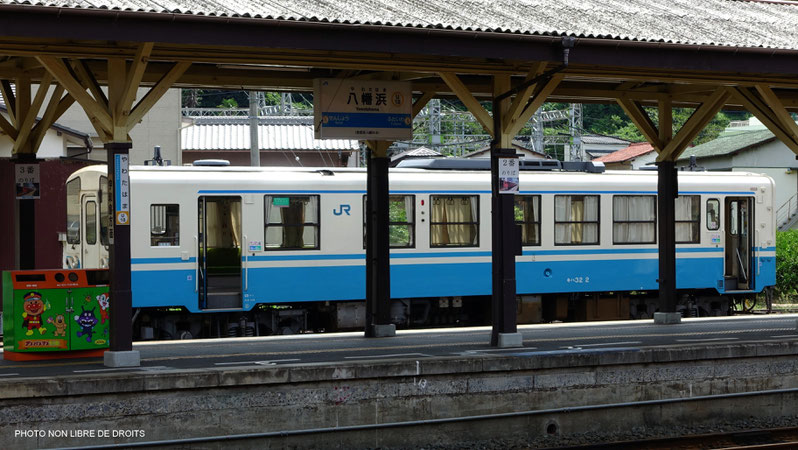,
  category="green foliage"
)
[776,230,798,300]
[218,98,239,109]
[582,104,731,145]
